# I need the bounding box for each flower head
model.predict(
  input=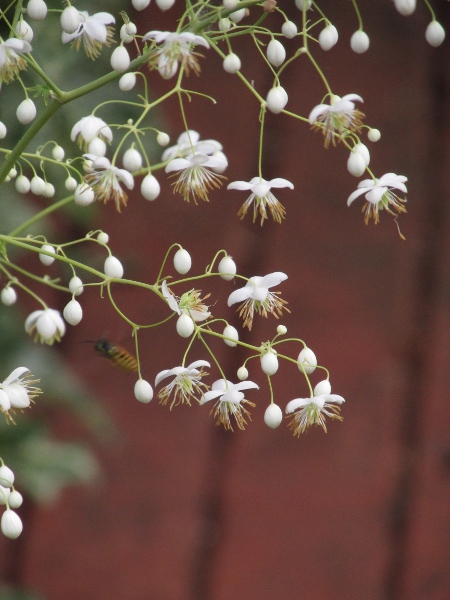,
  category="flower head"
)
[200,379,259,431]
[162,280,211,322]
[83,154,134,212]
[227,176,294,225]
[162,130,222,162]
[25,308,65,345]
[227,272,289,330]
[0,367,42,423]
[0,38,32,84]
[155,360,210,409]
[309,94,364,148]
[285,392,345,436]
[143,30,209,78]
[71,116,113,151]
[347,172,408,224]
[62,11,115,60]
[165,152,227,203]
